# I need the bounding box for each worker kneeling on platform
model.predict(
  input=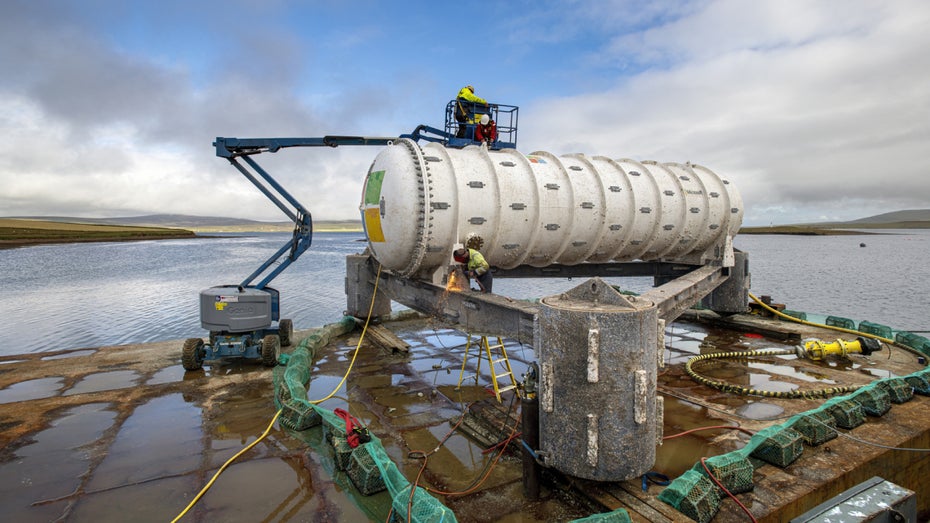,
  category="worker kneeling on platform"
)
[453,247,492,293]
